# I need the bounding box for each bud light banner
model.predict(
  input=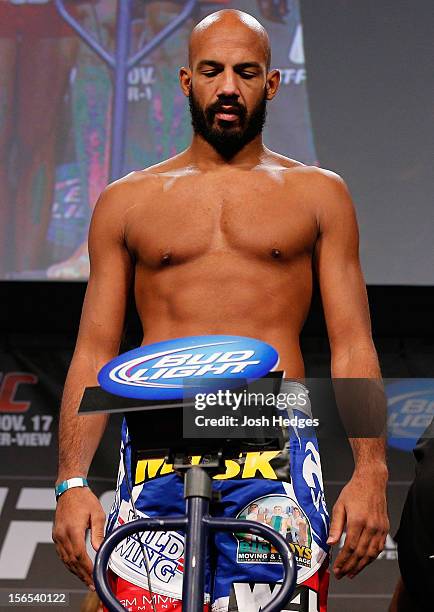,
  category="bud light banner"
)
[98,335,279,400]
[386,379,434,452]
